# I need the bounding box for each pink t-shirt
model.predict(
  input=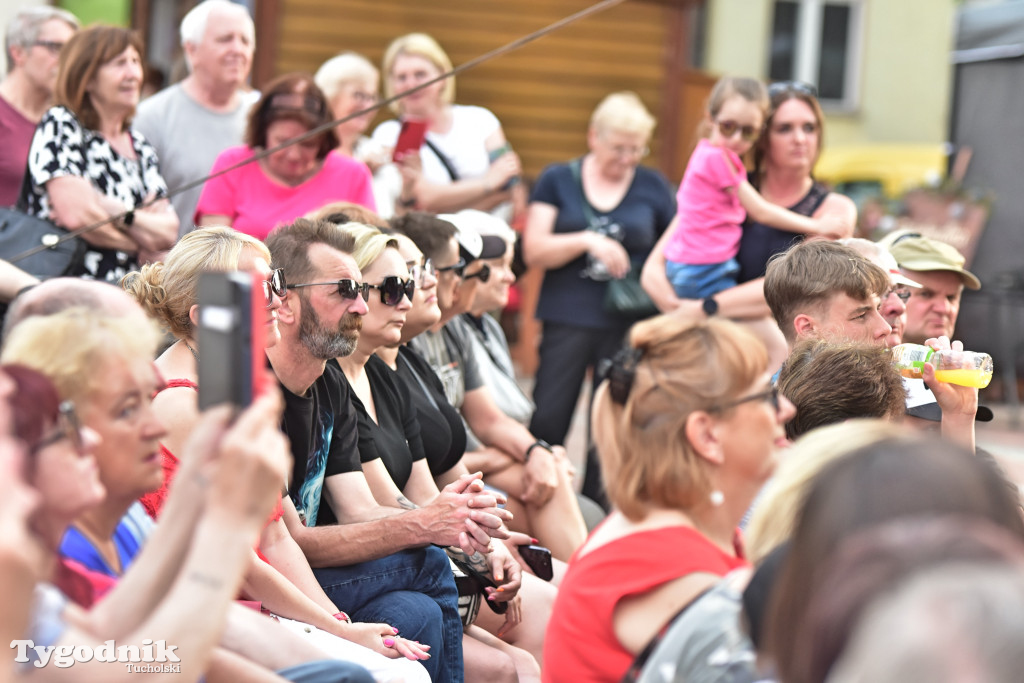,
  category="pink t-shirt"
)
[195,147,376,240]
[0,95,36,207]
[663,139,747,265]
